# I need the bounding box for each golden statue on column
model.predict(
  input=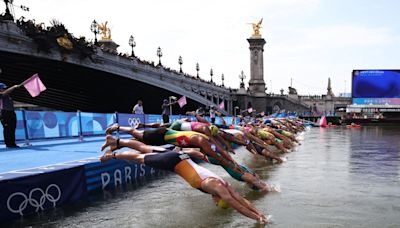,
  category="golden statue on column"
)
[250,18,263,38]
